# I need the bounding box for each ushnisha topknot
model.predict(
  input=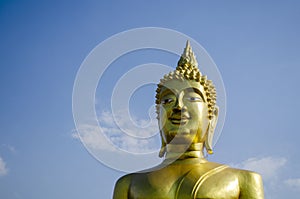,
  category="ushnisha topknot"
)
[155,41,217,120]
